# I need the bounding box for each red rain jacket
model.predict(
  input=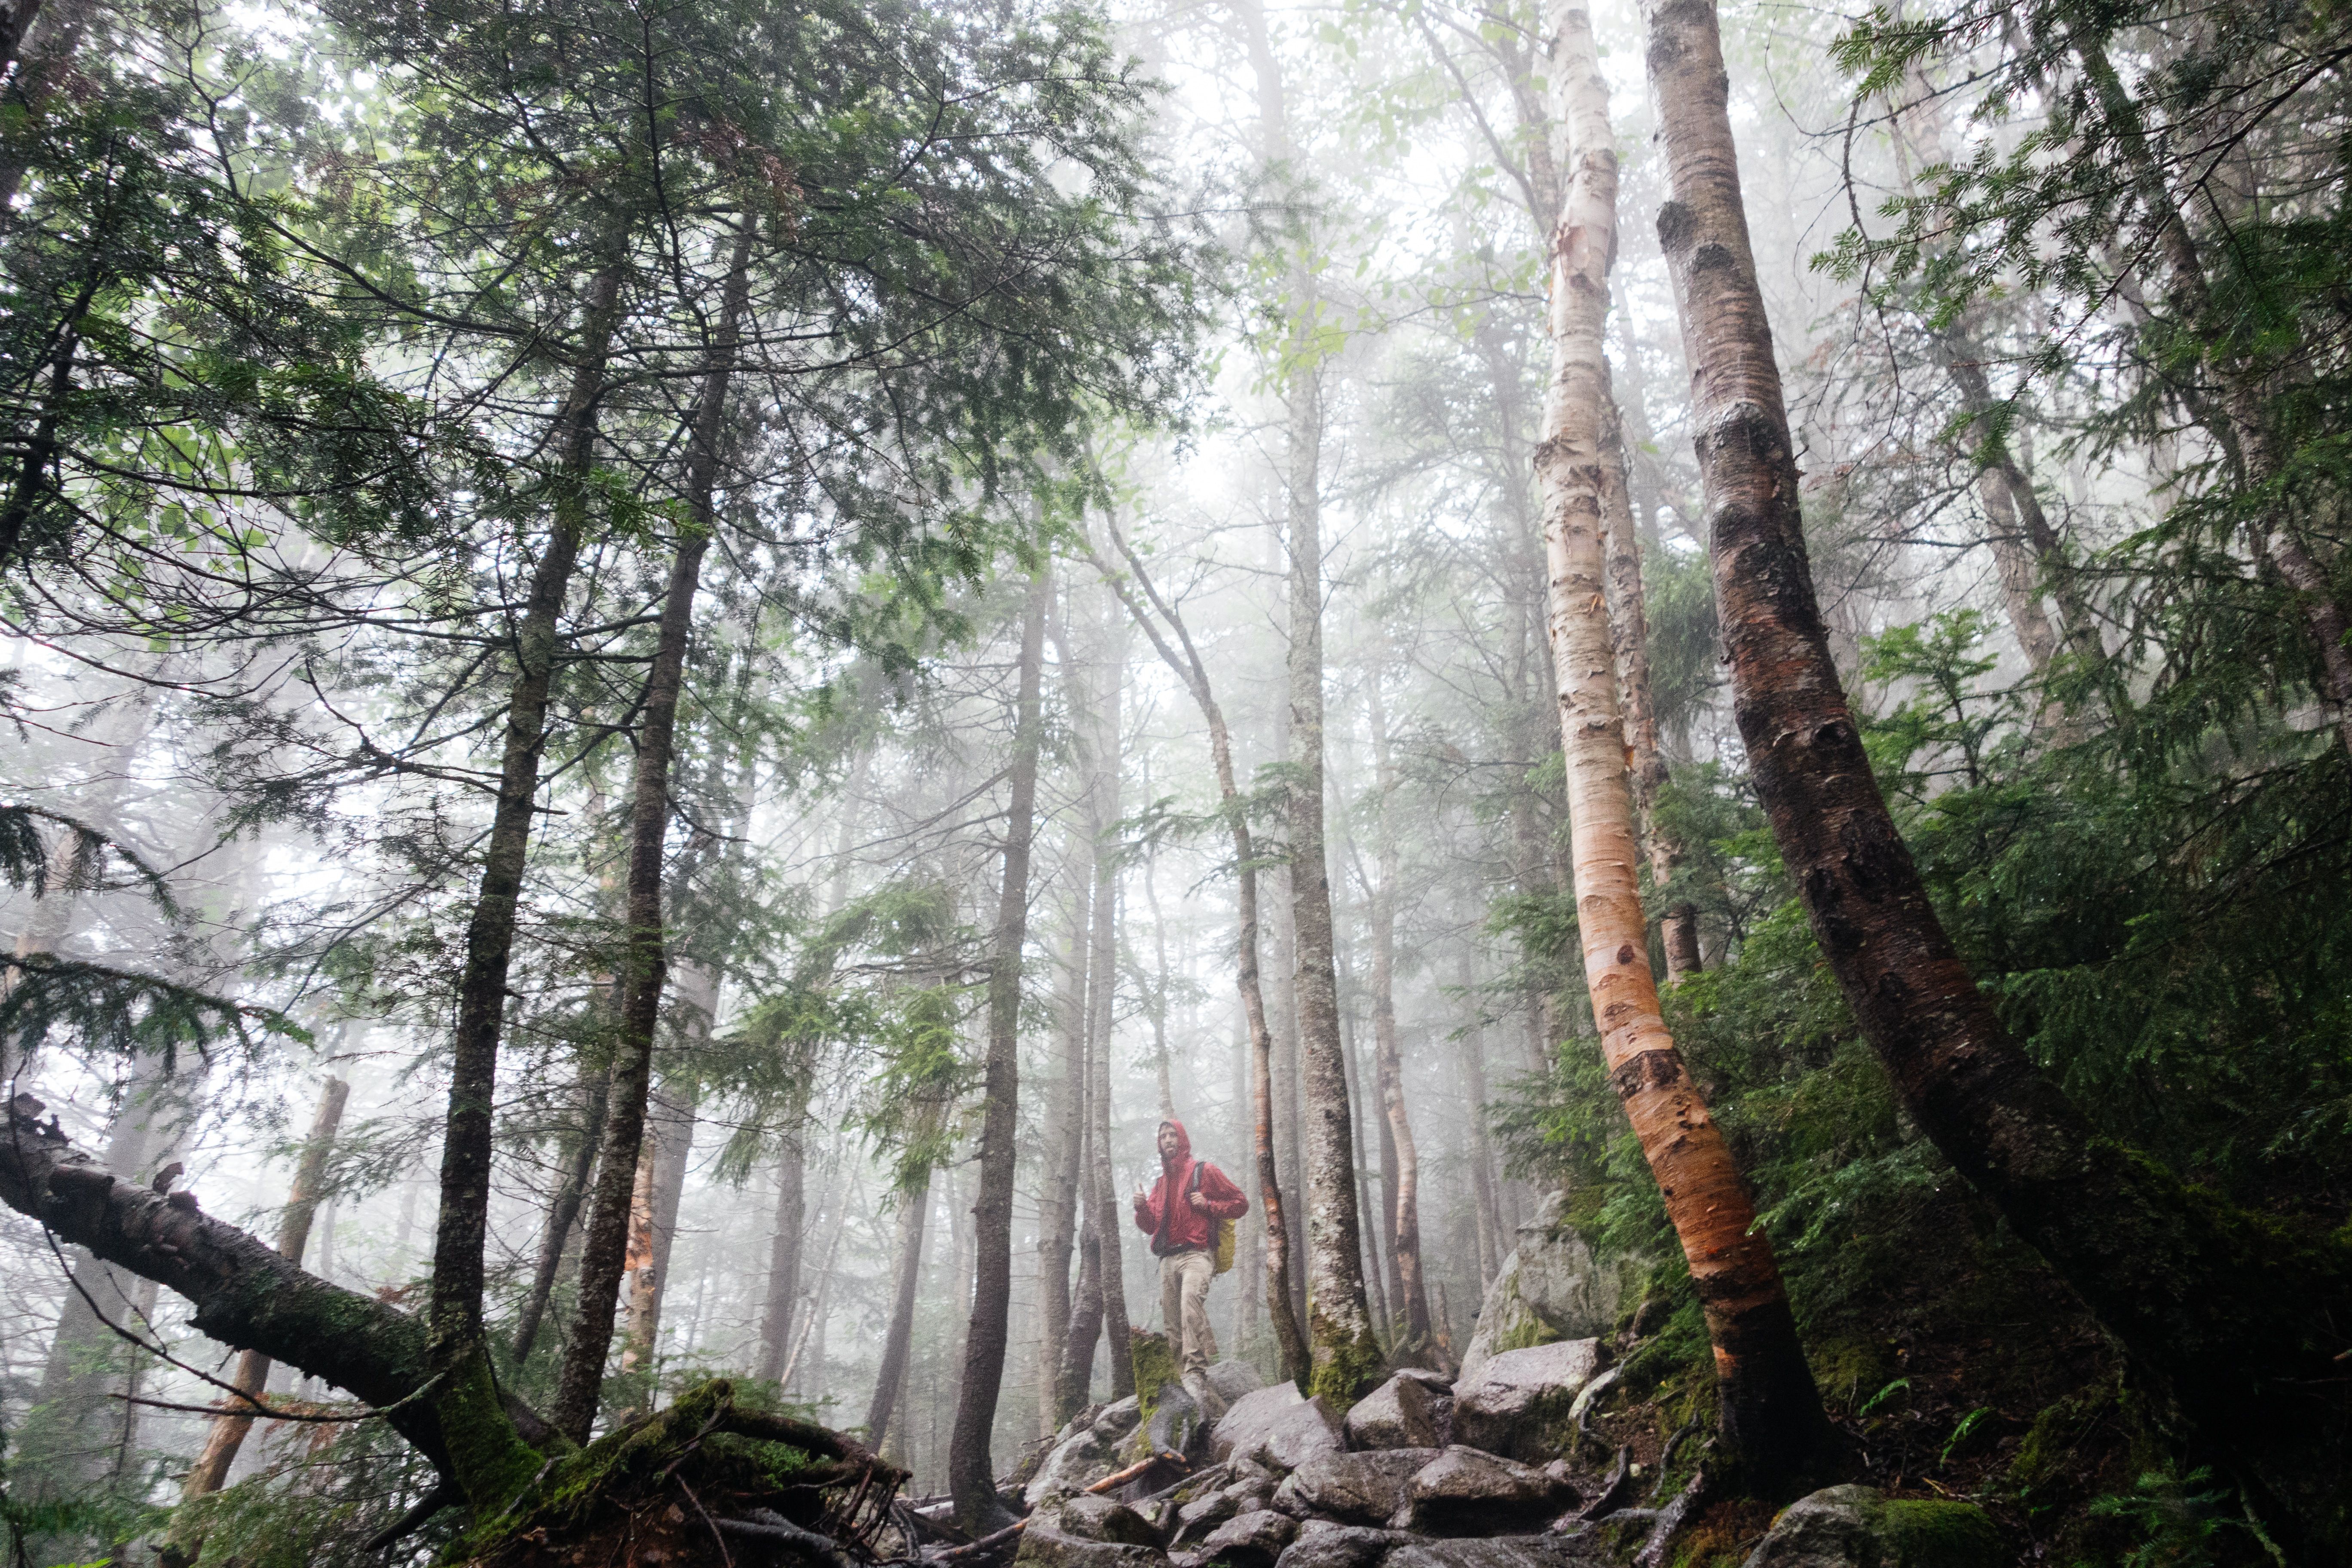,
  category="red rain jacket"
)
[1131,1118,1248,1256]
